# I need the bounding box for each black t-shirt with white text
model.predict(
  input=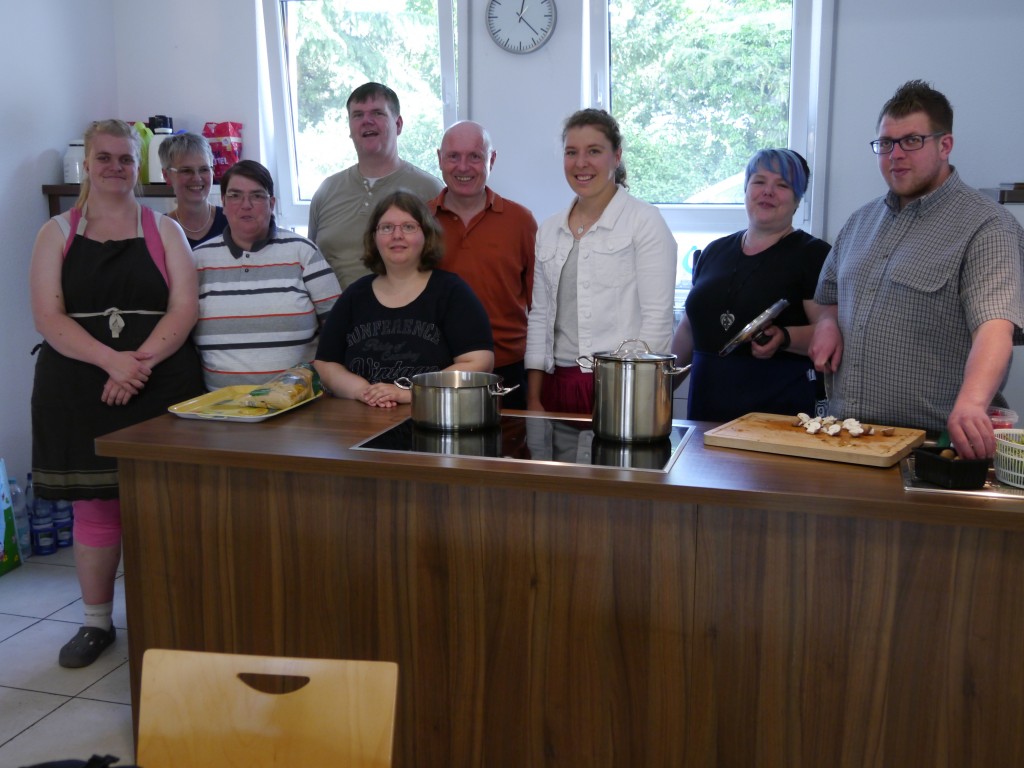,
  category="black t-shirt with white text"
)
[315,269,493,382]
